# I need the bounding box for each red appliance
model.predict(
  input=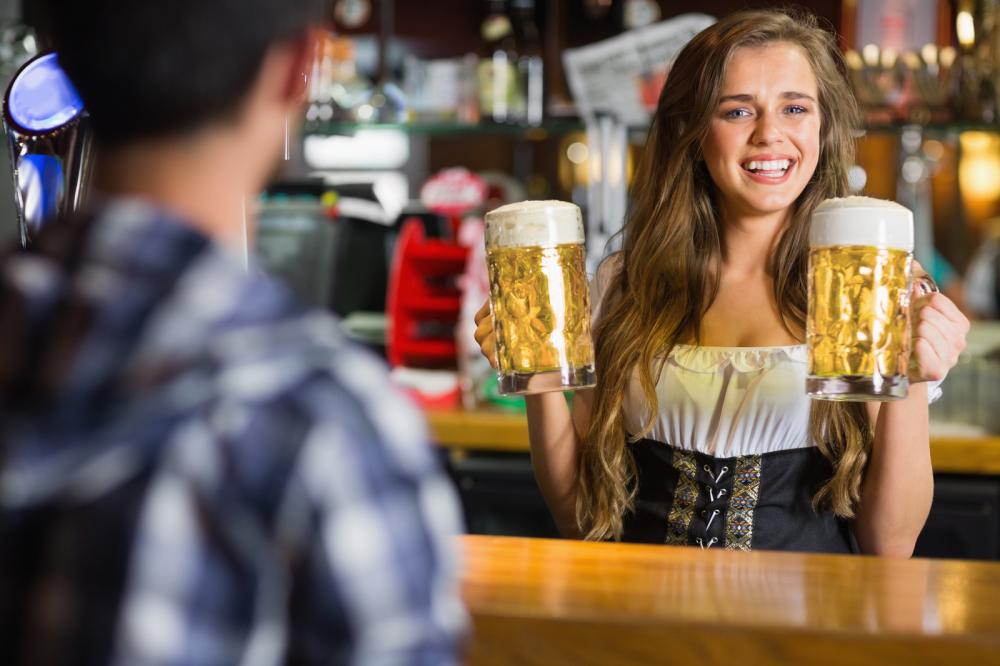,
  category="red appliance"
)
[386,218,470,369]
